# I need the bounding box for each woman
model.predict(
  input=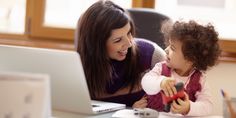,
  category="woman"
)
[75,0,165,107]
